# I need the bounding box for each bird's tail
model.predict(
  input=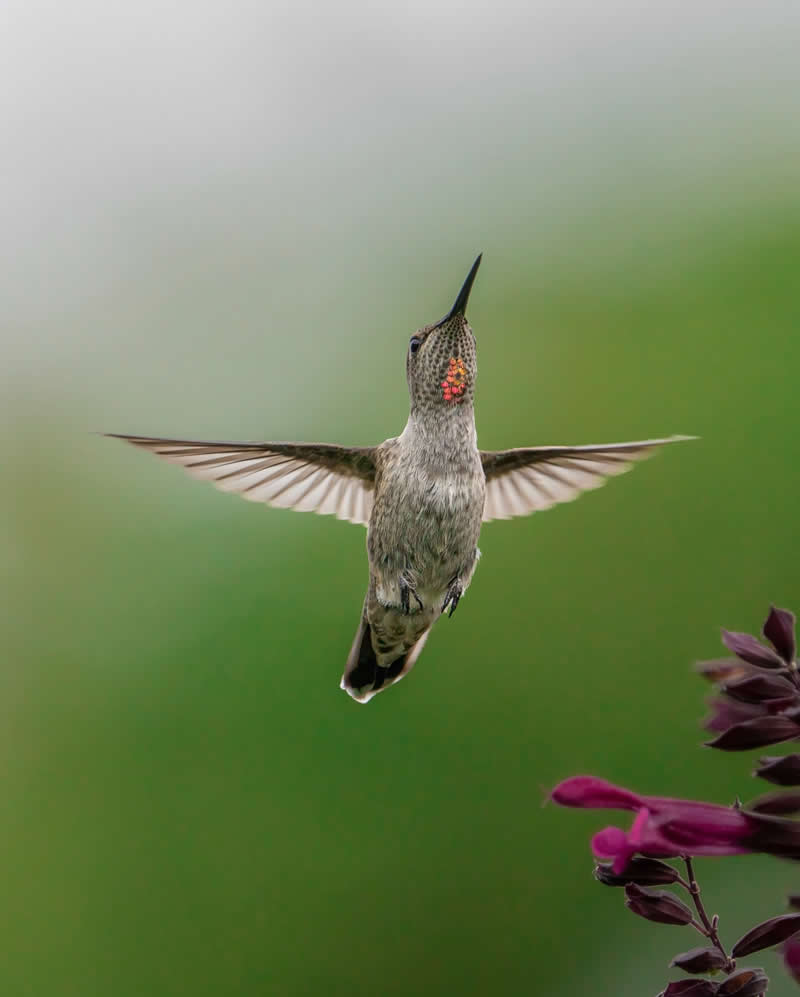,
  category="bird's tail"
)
[340,612,430,704]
